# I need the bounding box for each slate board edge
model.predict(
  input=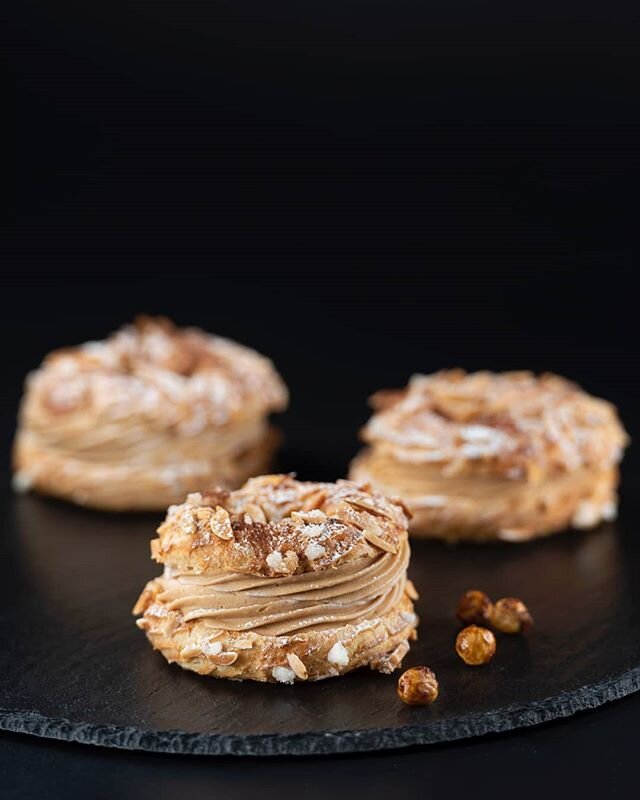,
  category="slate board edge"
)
[2,665,639,757]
